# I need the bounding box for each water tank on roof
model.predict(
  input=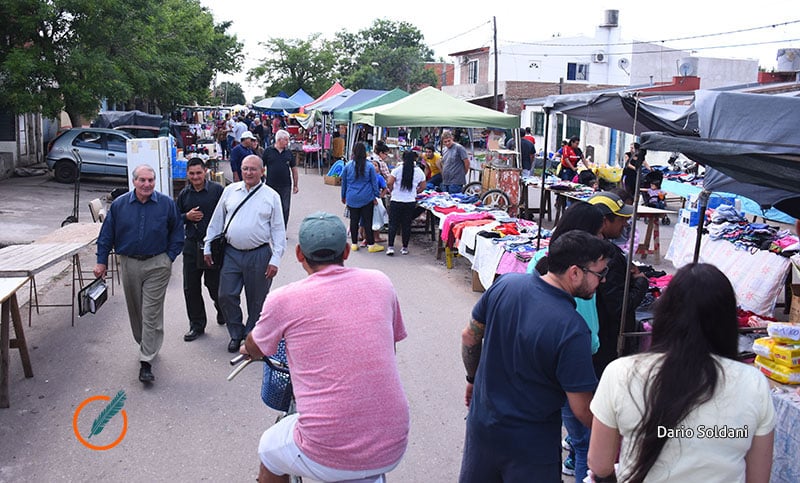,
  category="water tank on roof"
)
[776,49,800,72]
[601,10,619,27]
